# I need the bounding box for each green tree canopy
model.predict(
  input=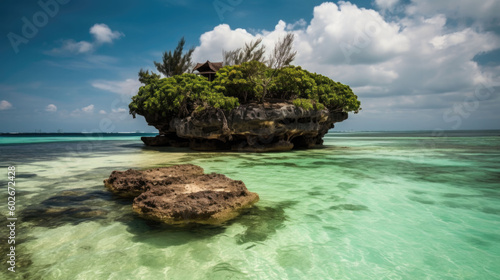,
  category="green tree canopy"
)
[222,33,297,69]
[210,62,361,112]
[154,37,194,77]
[222,38,266,66]
[130,34,360,123]
[130,62,361,121]
[129,72,238,119]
